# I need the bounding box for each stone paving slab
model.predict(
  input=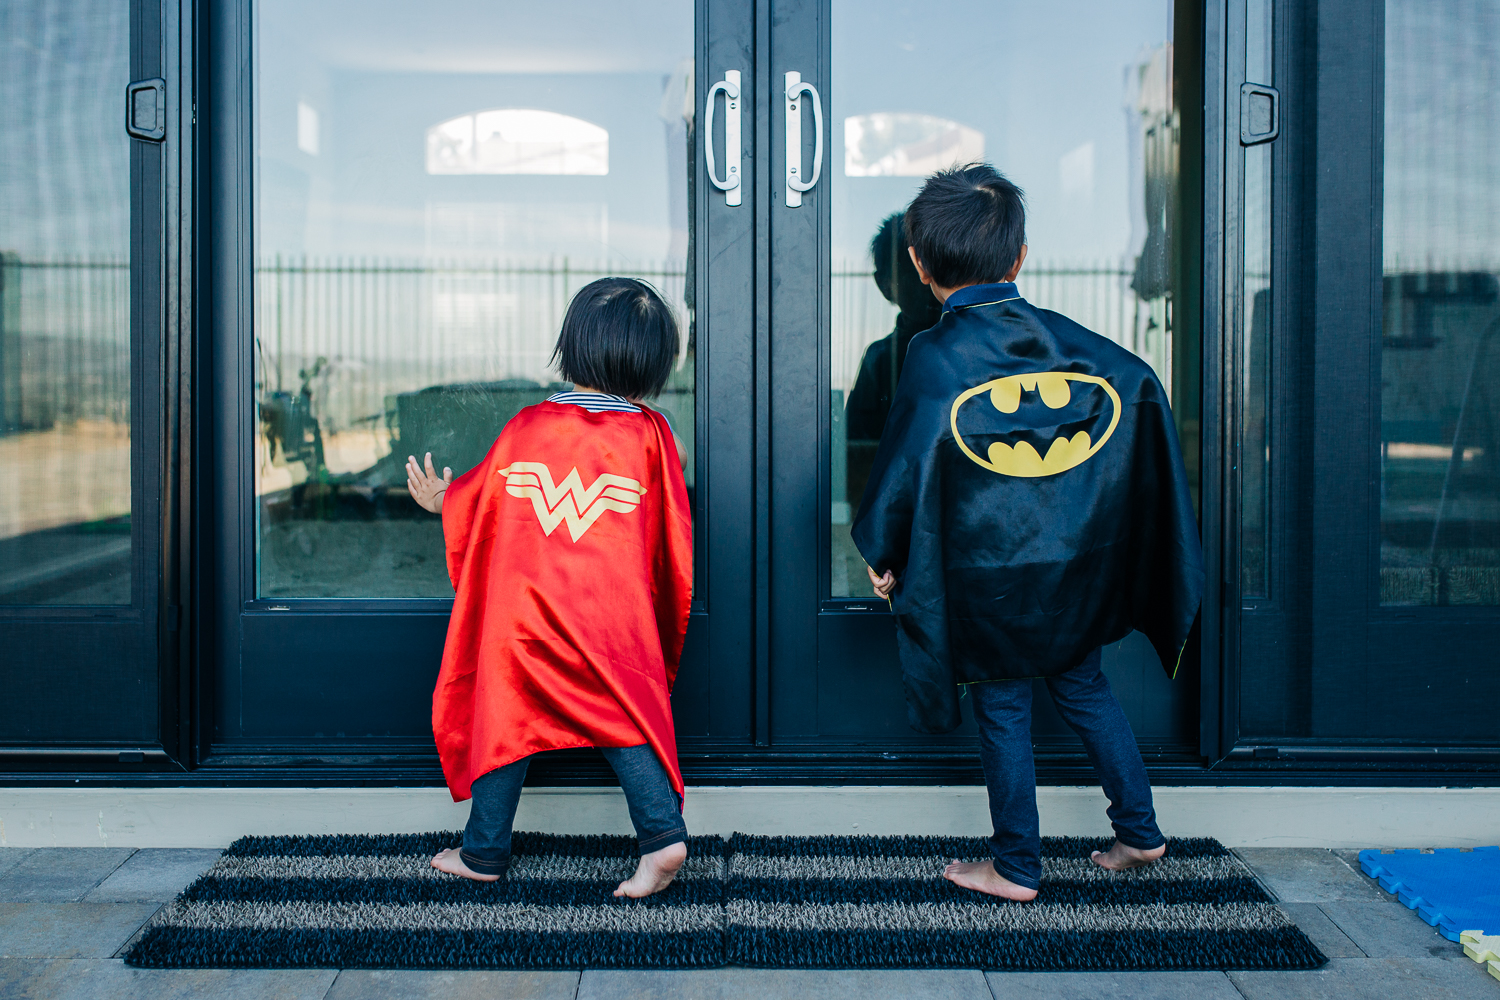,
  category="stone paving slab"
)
[0,958,338,1000]
[1236,848,1386,902]
[1319,897,1472,960]
[577,968,993,1000]
[0,848,136,902]
[327,969,581,999]
[84,849,222,903]
[0,902,159,959]
[985,970,1242,998]
[0,849,35,880]
[1229,956,1500,1000]
[1276,902,1365,958]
